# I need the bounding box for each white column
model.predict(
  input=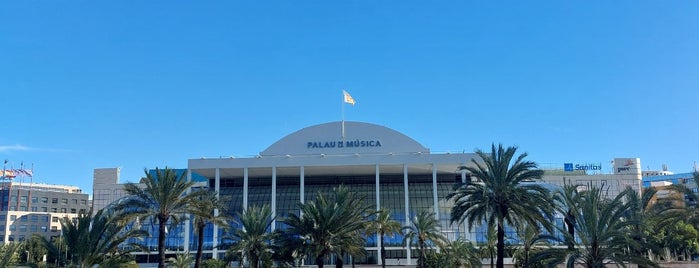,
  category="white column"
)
[375,164,381,265]
[300,166,305,205]
[183,169,191,253]
[404,164,411,264]
[432,164,439,220]
[271,167,277,231]
[243,168,249,210]
[213,168,220,259]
